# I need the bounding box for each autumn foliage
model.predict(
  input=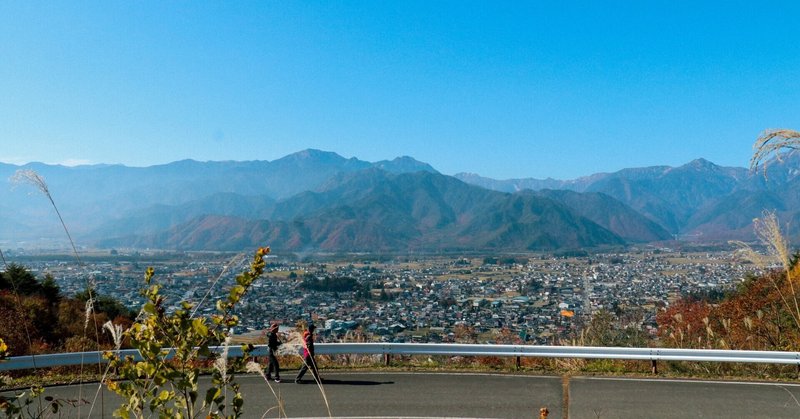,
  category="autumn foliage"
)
[658,264,800,351]
[0,263,134,356]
